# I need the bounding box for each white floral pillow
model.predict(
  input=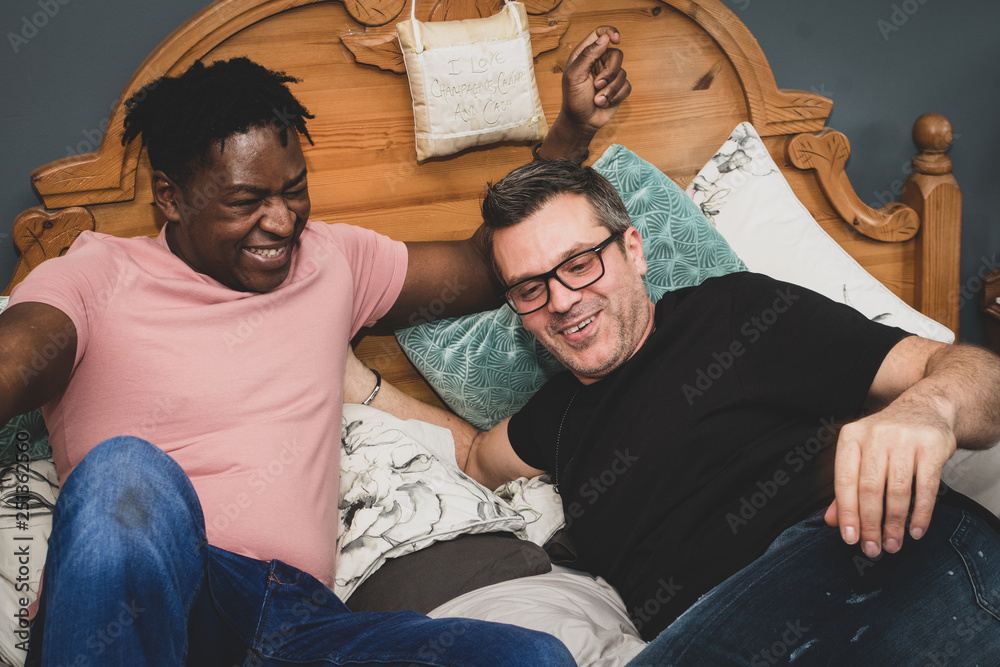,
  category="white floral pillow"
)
[495,474,565,547]
[687,122,954,343]
[0,458,57,666]
[336,404,527,599]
